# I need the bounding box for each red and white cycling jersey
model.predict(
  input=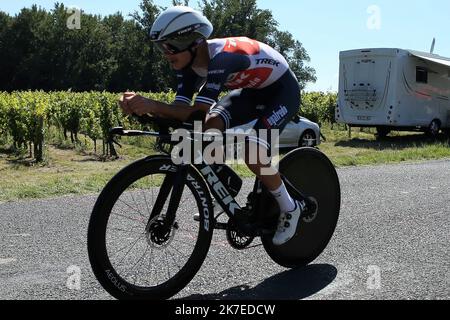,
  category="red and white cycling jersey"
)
[174,37,291,107]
